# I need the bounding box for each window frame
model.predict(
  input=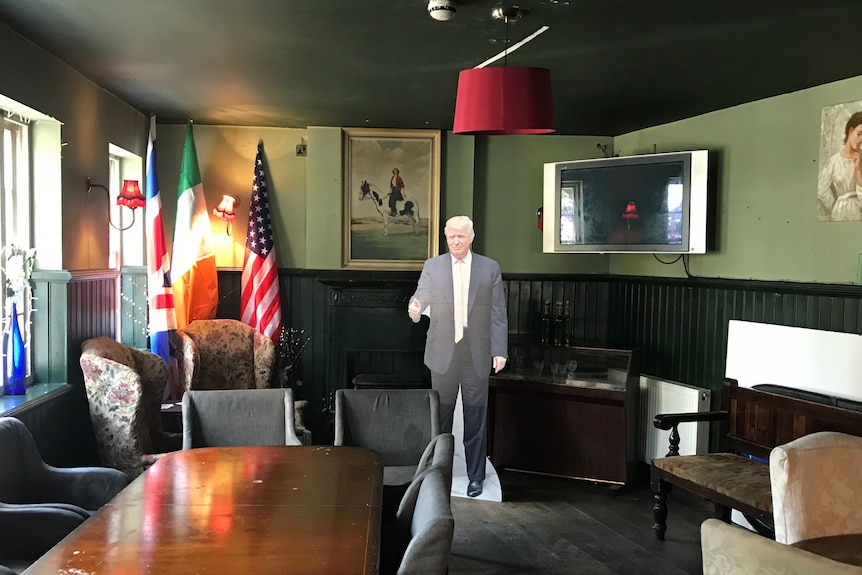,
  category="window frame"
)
[0,114,34,391]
